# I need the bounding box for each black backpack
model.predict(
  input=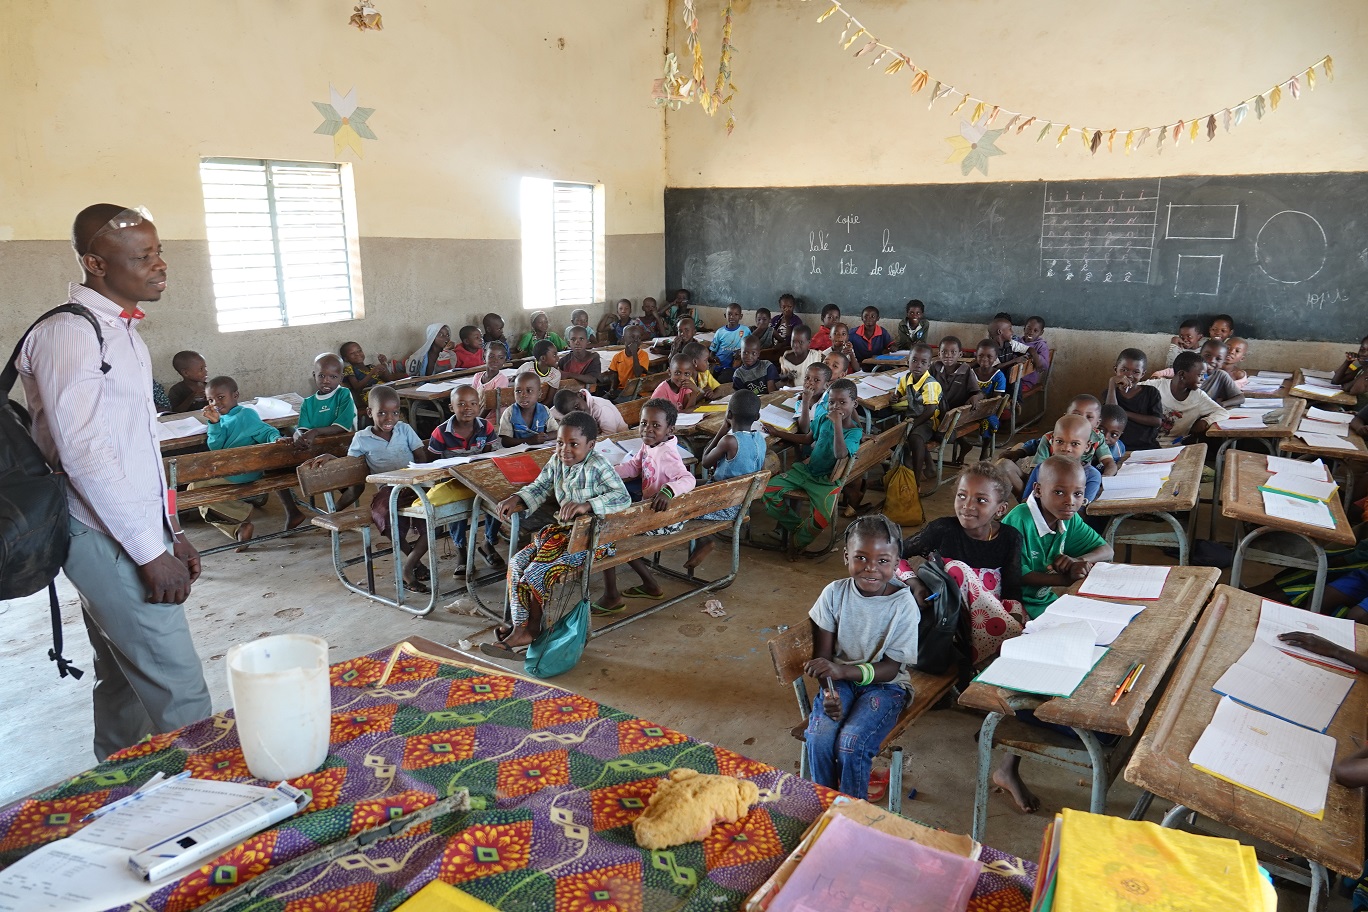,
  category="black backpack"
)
[912,552,969,683]
[0,303,112,679]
